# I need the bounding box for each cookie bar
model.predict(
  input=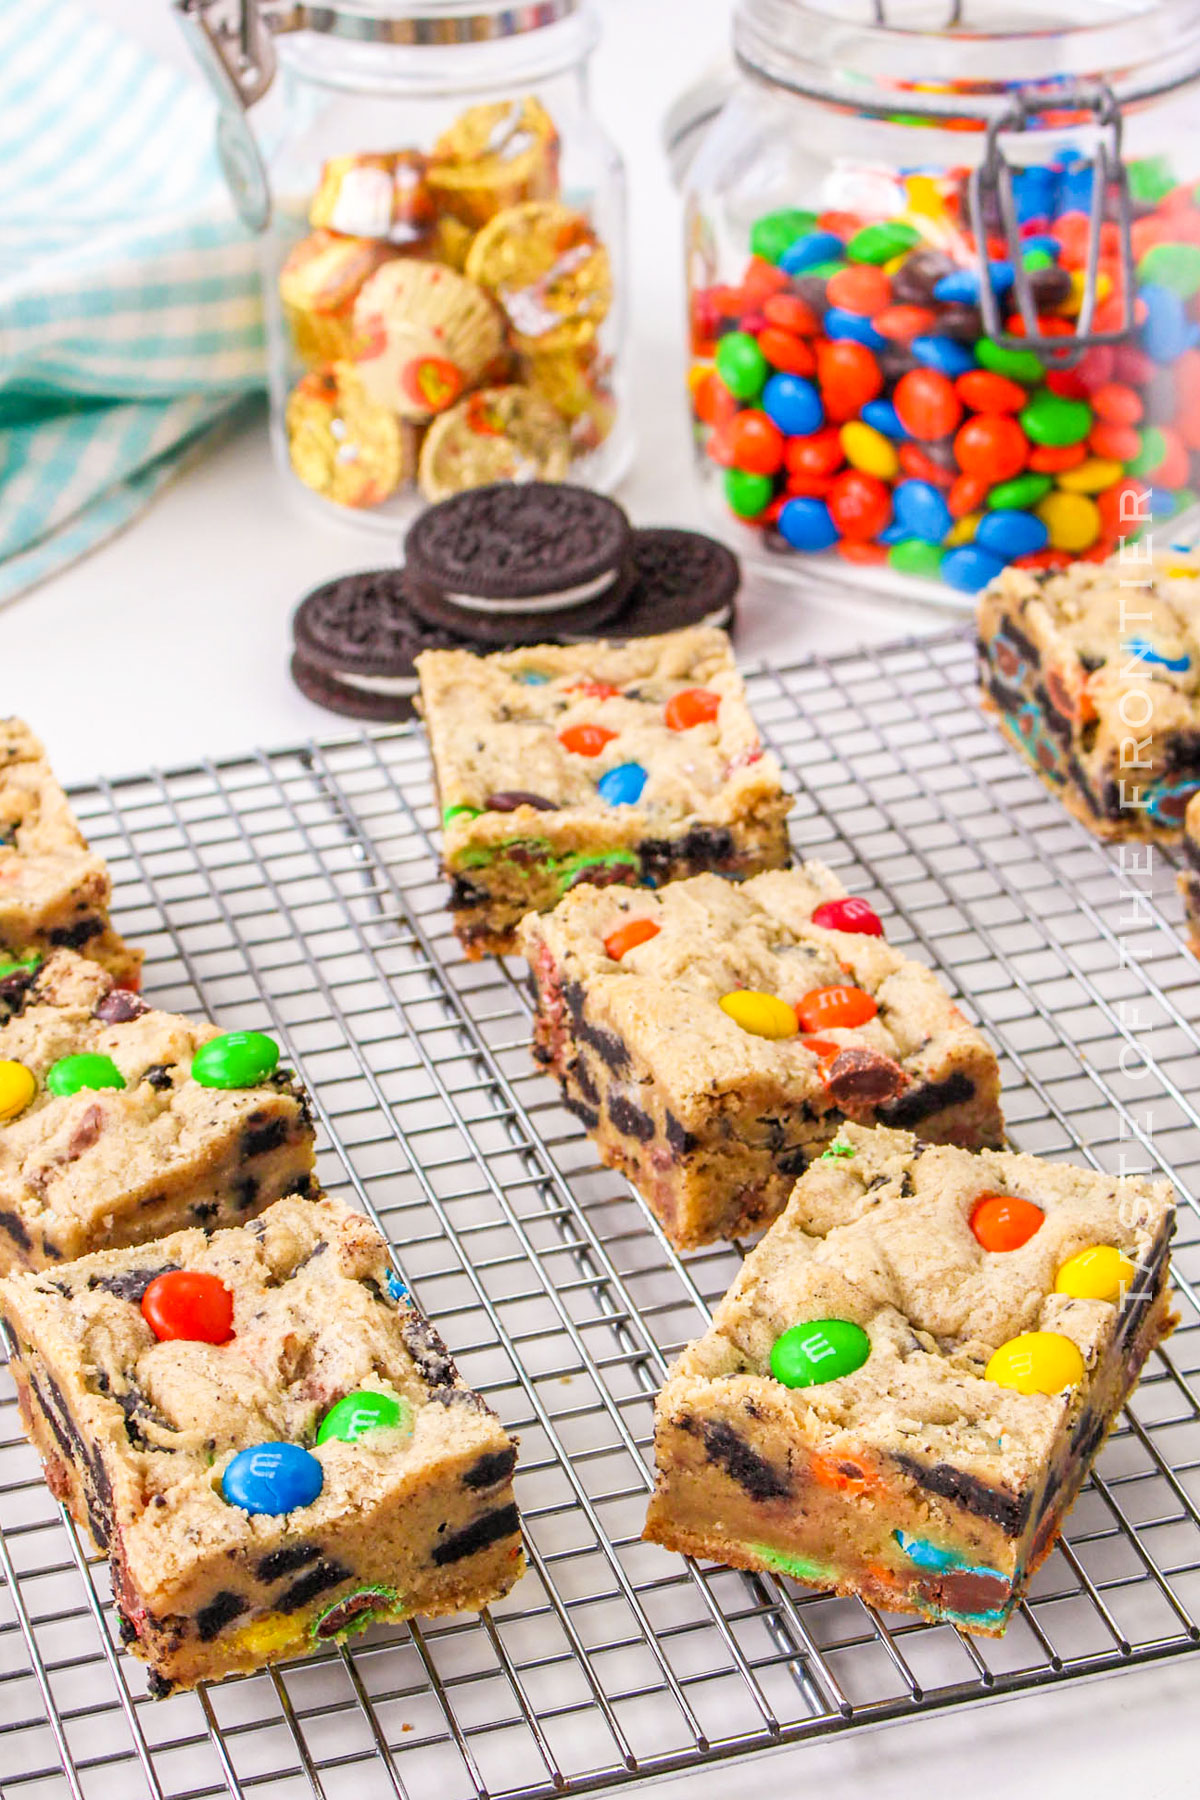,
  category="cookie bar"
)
[0,1194,523,1692]
[1180,792,1200,956]
[1,718,141,988]
[416,626,792,958]
[521,868,1003,1249]
[644,1123,1175,1635]
[0,950,316,1274]
[977,554,1200,840]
